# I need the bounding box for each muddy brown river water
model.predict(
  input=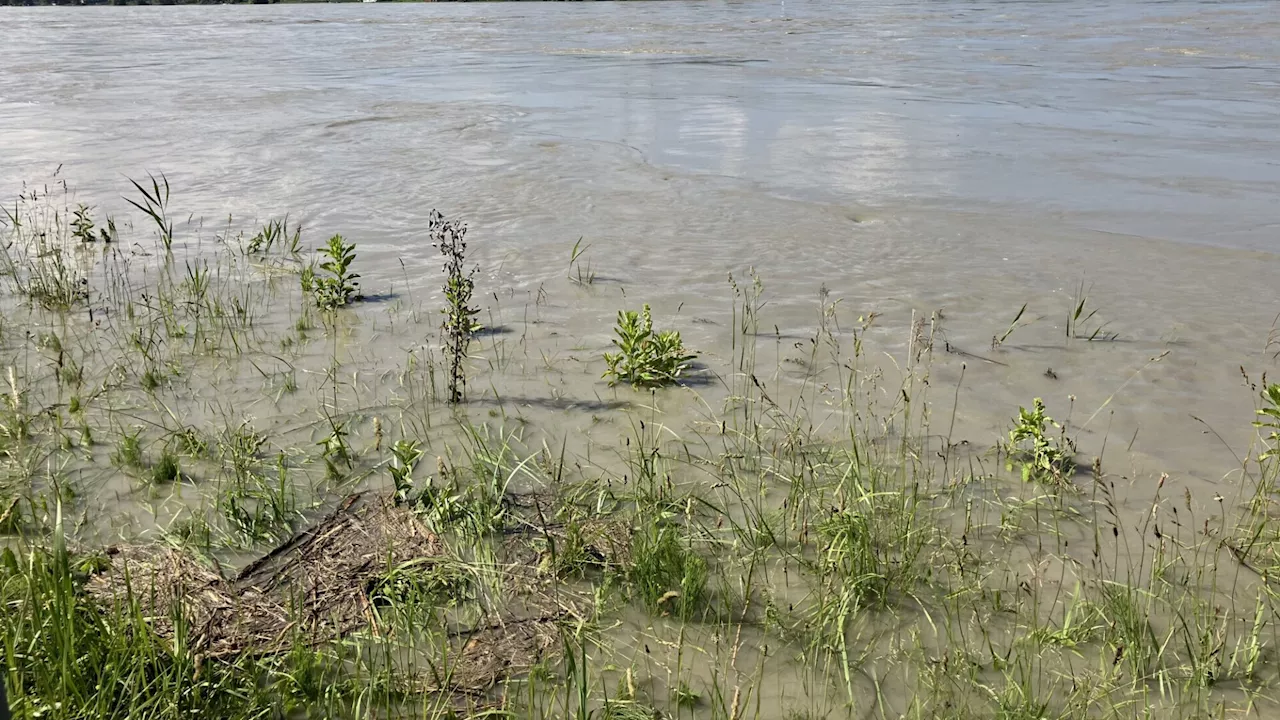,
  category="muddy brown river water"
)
[3,1,1280,716]
[1,0,1278,551]
[3,0,1280,514]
